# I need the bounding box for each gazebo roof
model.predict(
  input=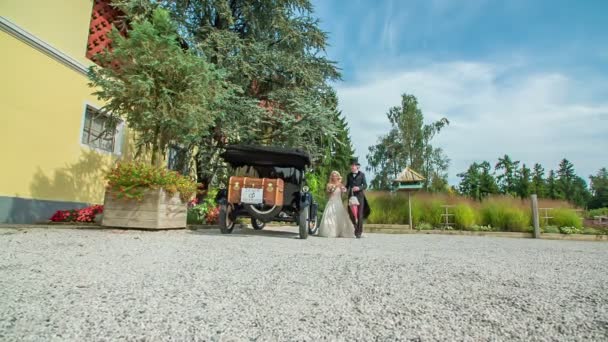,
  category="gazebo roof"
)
[393,167,425,183]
